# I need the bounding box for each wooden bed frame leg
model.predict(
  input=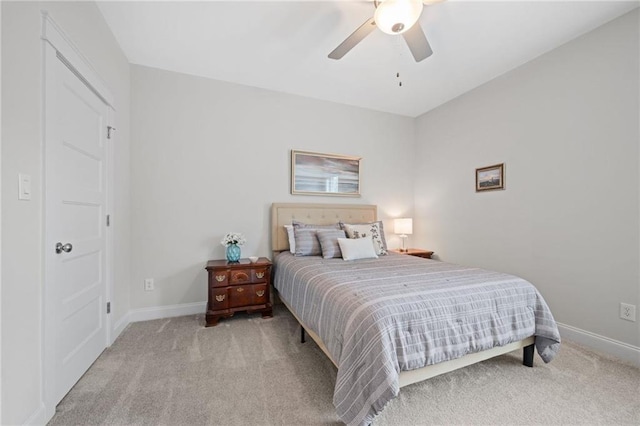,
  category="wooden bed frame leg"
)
[301,326,306,343]
[523,343,534,367]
